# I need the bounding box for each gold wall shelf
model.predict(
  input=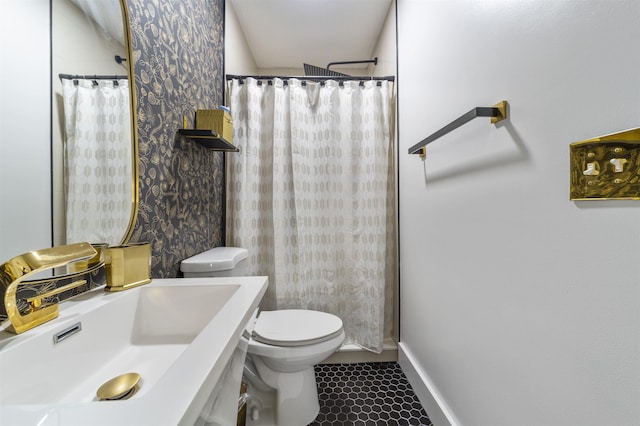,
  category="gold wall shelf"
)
[177,129,239,152]
[570,128,640,200]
